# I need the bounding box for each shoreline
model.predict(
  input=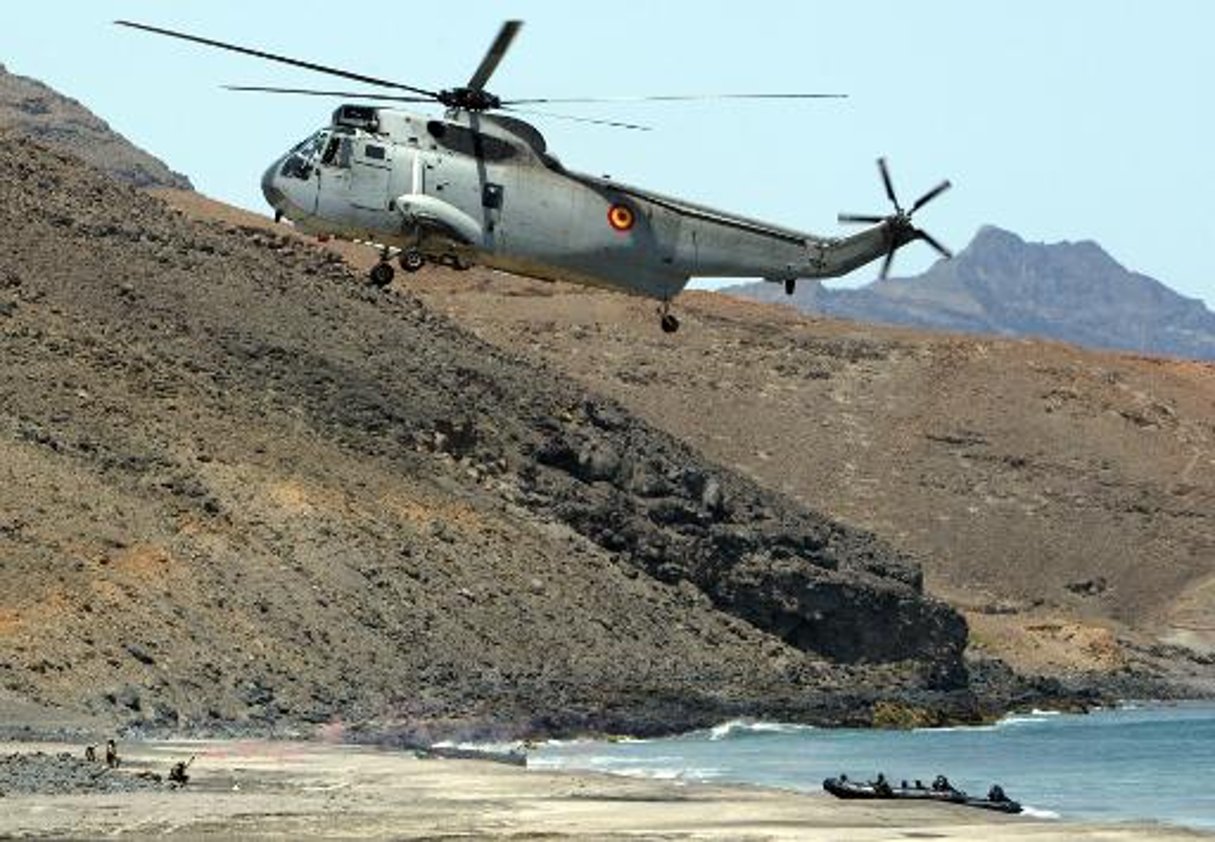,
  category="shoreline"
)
[2,737,1210,840]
